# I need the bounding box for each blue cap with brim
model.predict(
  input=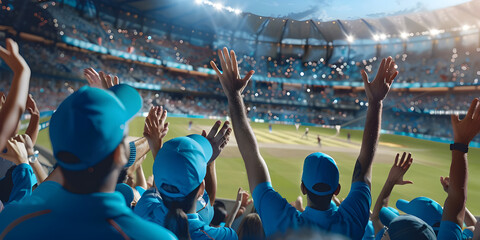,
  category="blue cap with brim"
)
[302,152,339,196]
[50,85,141,170]
[116,183,134,206]
[153,134,212,199]
[388,215,436,240]
[396,197,443,229]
